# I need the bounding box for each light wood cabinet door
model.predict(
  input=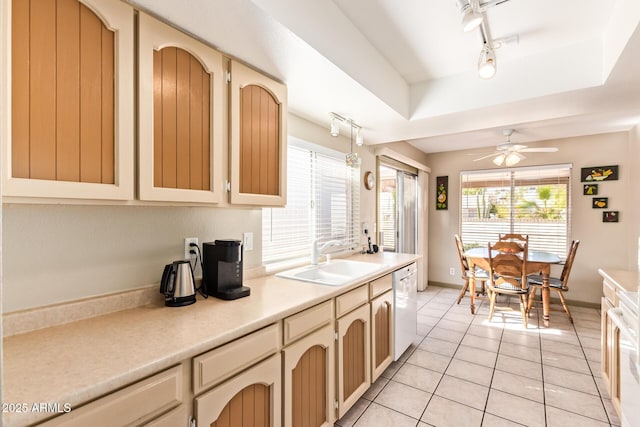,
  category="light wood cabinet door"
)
[229,60,287,206]
[371,290,394,382]
[283,324,335,427]
[138,12,224,203]
[195,354,281,427]
[336,303,371,419]
[2,0,134,200]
